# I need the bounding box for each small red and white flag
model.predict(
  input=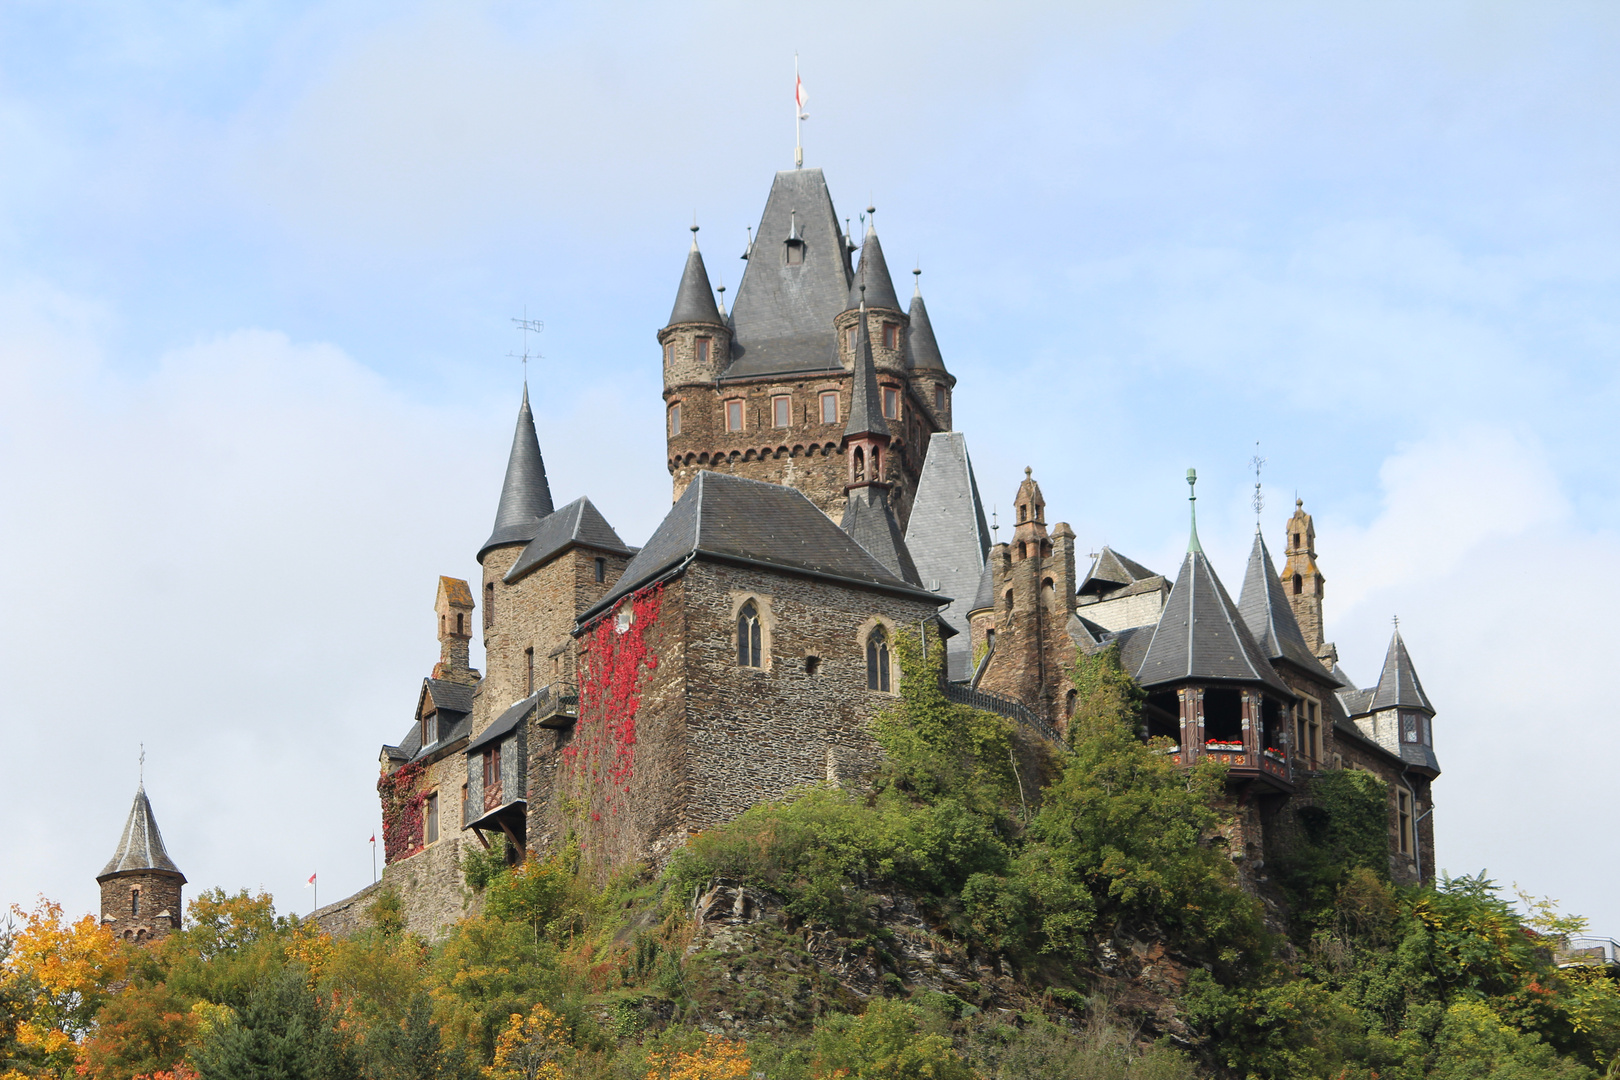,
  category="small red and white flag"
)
[368,834,376,844]
[795,74,808,115]
[304,872,317,888]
